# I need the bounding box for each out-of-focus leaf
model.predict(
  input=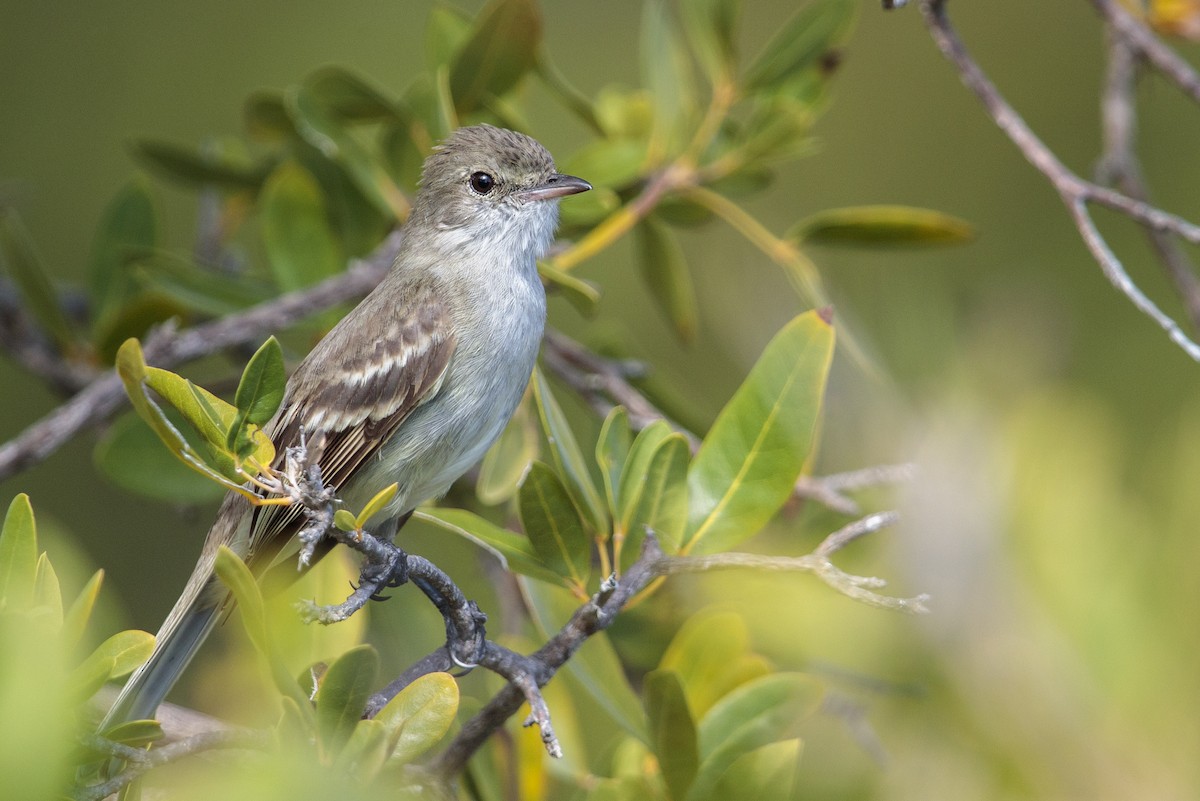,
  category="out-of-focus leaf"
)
[562,139,649,192]
[621,433,689,563]
[304,66,397,122]
[33,552,61,625]
[88,178,158,329]
[376,671,460,763]
[641,0,699,158]
[416,508,562,585]
[92,292,190,364]
[131,250,273,316]
[595,88,656,140]
[691,674,822,799]
[0,211,77,350]
[635,217,698,343]
[244,90,297,142]
[448,0,541,114]
[129,140,266,190]
[791,205,976,247]
[260,161,345,292]
[426,2,474,73]
[522,579,647,740]
[557,187,620,230]
[683,311,834,554]
[644,670,699,801]
[477,398,538,505]
[532,370,608,534]
[62,570,104,648]
[519,461,591,592]
[538,261,601,315]
[595,407,633,519]
[95,411,228,504]
[316,644,379,755]
[332,719,388,777]
[681,0,739,82]
[70,630,154,700]
[707,739,801,801]
[743,0,857,93]
[655,196,715,227]
[295,143,393,259]
[227,336,286,457]
[0,494,37,610]
[659,611,770,717]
